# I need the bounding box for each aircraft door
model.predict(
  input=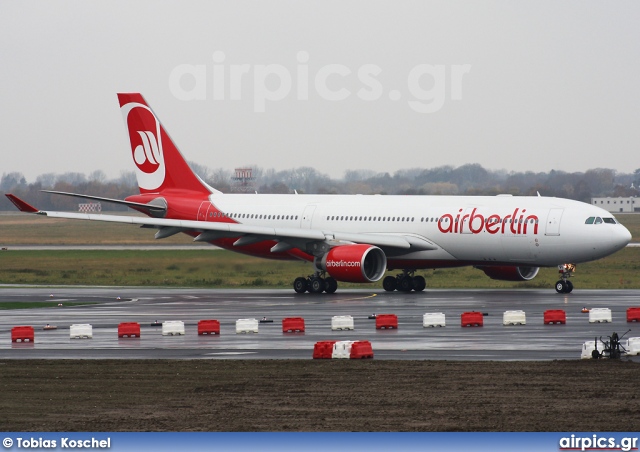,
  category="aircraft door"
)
[545,209,563,236]
[198,201,212,221]
[301,205,316,229]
